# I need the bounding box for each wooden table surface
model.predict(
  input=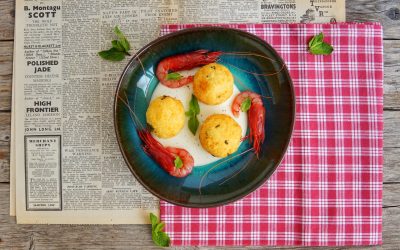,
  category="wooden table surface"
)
[1,0,399,249]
